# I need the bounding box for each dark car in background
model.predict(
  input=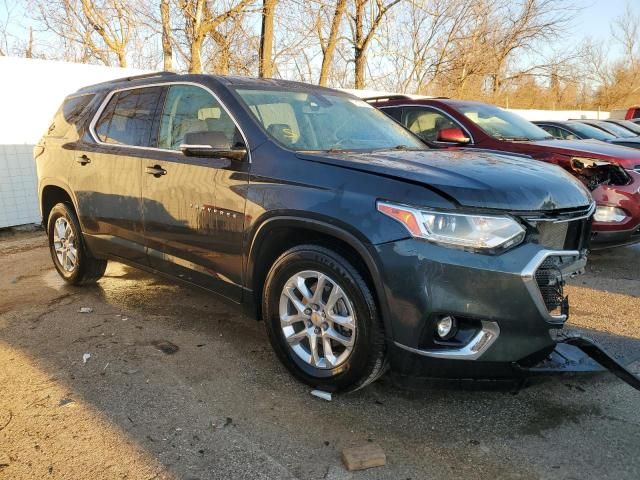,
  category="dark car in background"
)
[534,120,640,150]
[368,95,640,248]
[575,119,640,140]
[36,73,594,391]
[604,119,640,136]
